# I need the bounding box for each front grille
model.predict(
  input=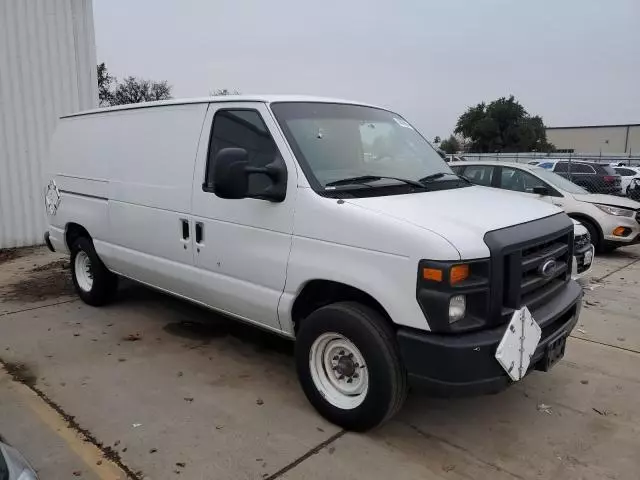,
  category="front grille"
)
[503,231,572,313]
[574,232,590,250]
[484,214,574,327]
